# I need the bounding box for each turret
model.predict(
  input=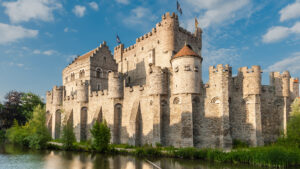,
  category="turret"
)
[76,80,88,103]
[148,66,167,95]
[113,44,124,64]
[208,64,232,86]
[156,12,179,67]
[108,72,123,99]
[171,44,202,94]
[52,86,63,106]
[238,66,262,96]
[270,71,290,97]
[290,77,299,99]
